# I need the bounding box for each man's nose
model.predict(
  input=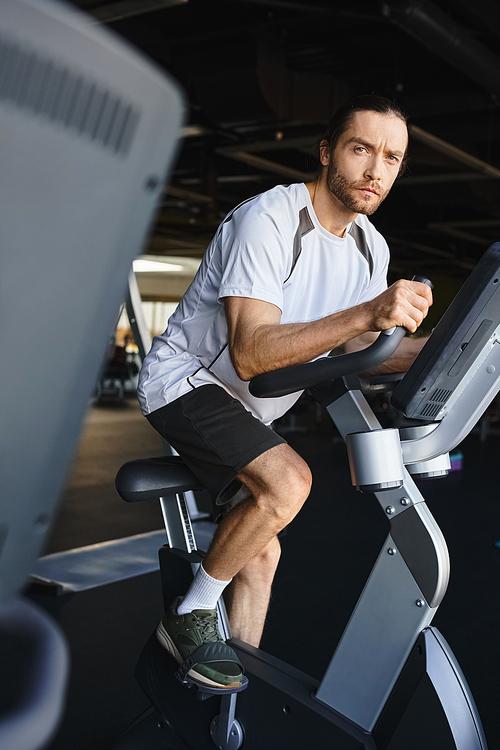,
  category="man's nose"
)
[365,155,383,182]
